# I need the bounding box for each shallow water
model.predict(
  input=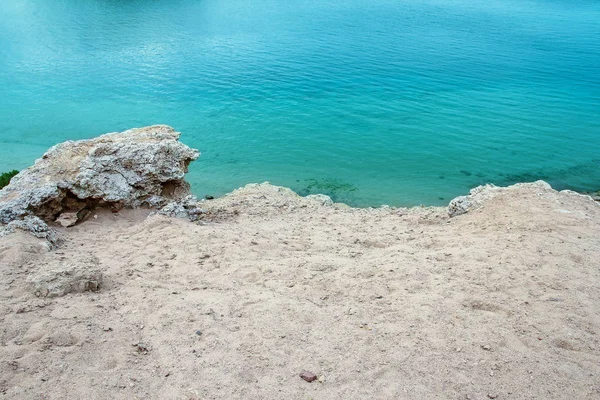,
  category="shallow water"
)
[1,0,599,206]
